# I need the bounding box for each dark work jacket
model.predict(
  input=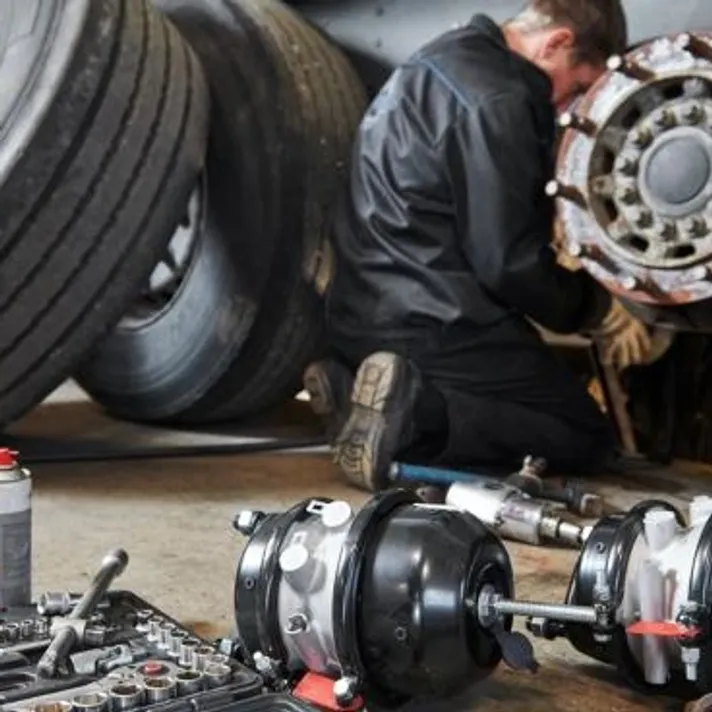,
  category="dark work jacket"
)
[324,14,611,351]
